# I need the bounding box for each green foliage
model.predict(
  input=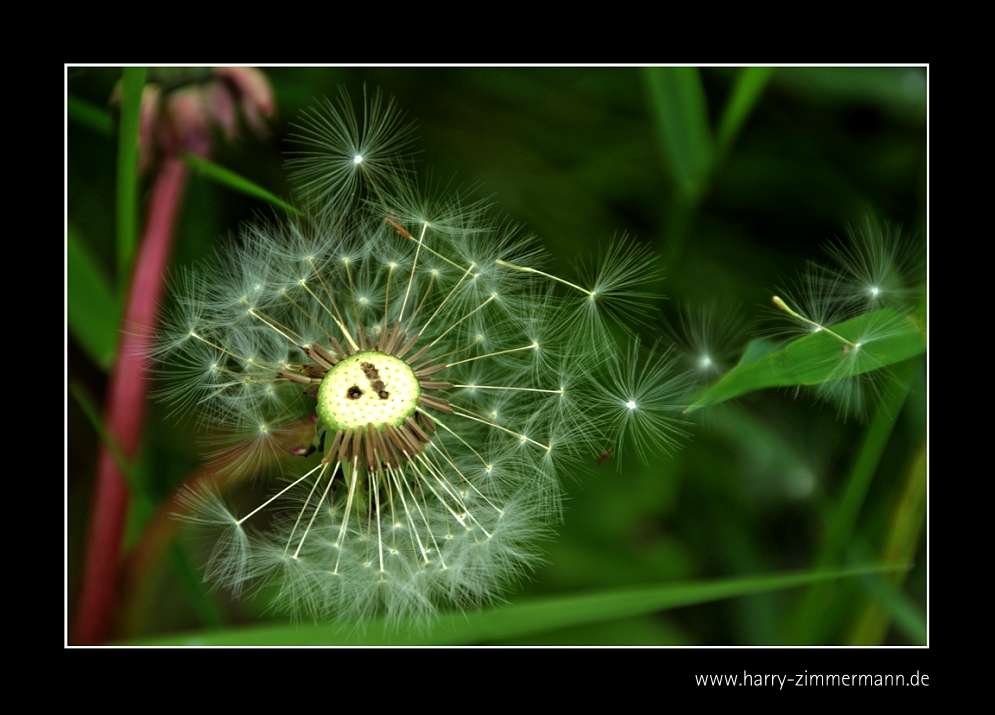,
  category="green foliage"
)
[644,67,713,198]
[115,67,146,285]
[716,67,777,156]
[130,563,901,645]
[688,309,926,412]
[180,153,301,215]
[67,224,119,369]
